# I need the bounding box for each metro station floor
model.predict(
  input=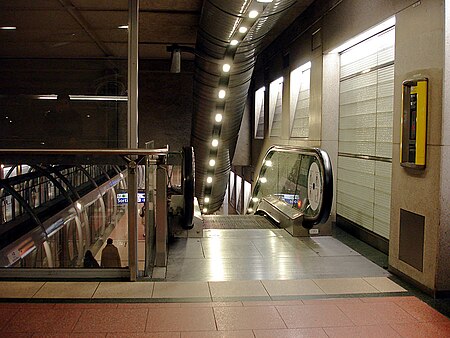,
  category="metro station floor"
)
[0,295,449,337]
[1,212,449,336]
